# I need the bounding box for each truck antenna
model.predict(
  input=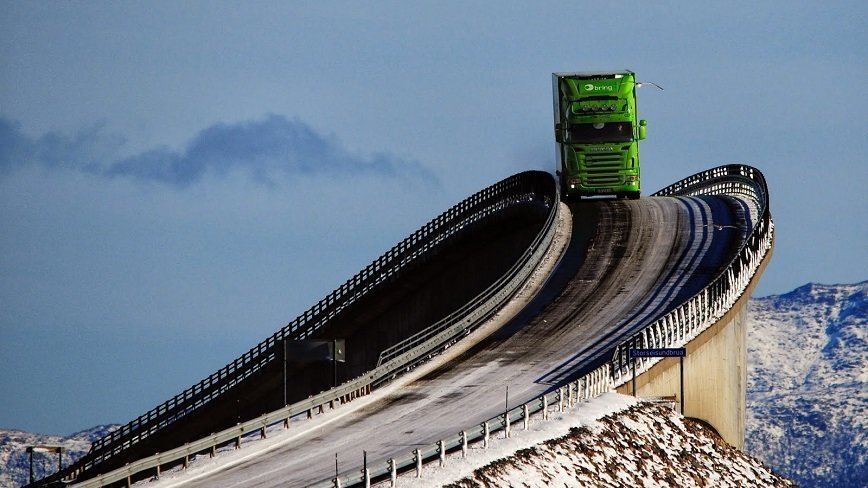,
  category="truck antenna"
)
[636,81,664,90]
